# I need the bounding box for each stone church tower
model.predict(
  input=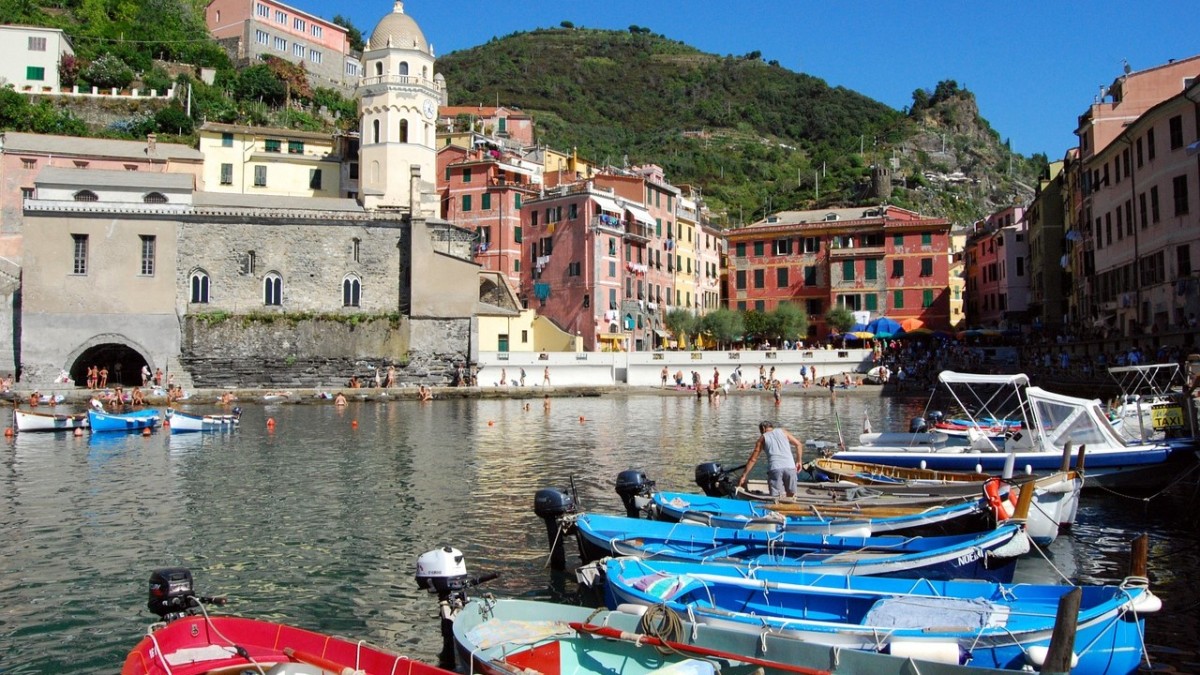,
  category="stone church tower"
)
[358,1,440,216]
